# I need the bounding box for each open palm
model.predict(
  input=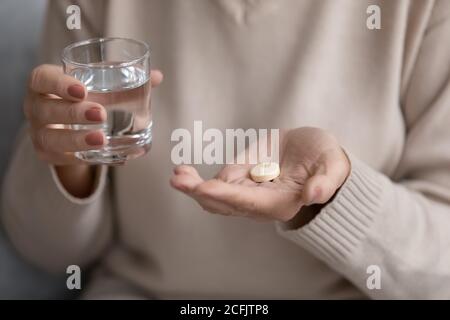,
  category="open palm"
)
[170,127,350,221]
